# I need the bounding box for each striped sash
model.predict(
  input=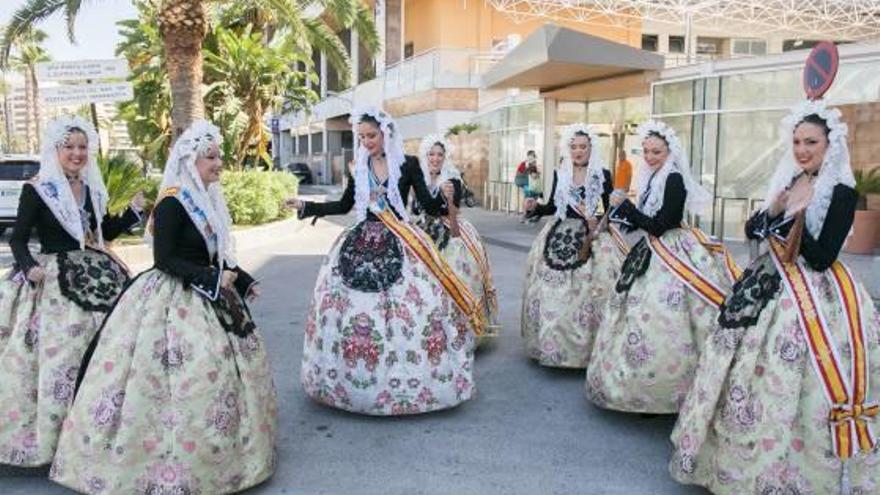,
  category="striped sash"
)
[768,237,877,461]
[376,209,486,336]
[688,227,743,283]
[443,218,498,320]
[647,233,728,308]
